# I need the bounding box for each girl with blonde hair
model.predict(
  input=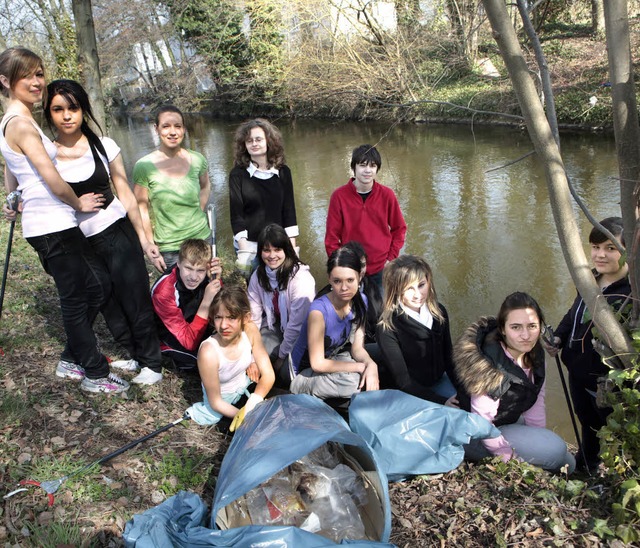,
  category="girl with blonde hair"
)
[376,255,458,406]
